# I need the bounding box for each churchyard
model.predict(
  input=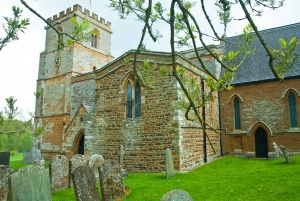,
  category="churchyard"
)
[1,151,299,200]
